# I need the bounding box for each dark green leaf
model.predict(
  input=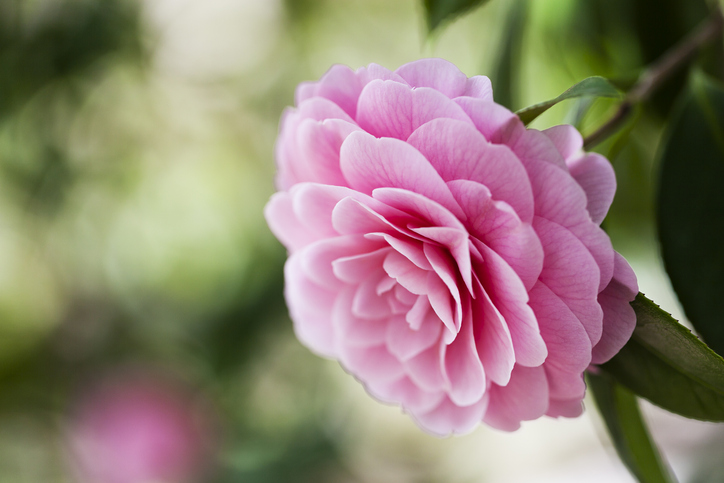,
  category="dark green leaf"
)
[657,71,724,356]
[601,293,724,421]
[515,76,623,125]
[588,372,676,483]
[423,0,491,33]
[489,0,528,110]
